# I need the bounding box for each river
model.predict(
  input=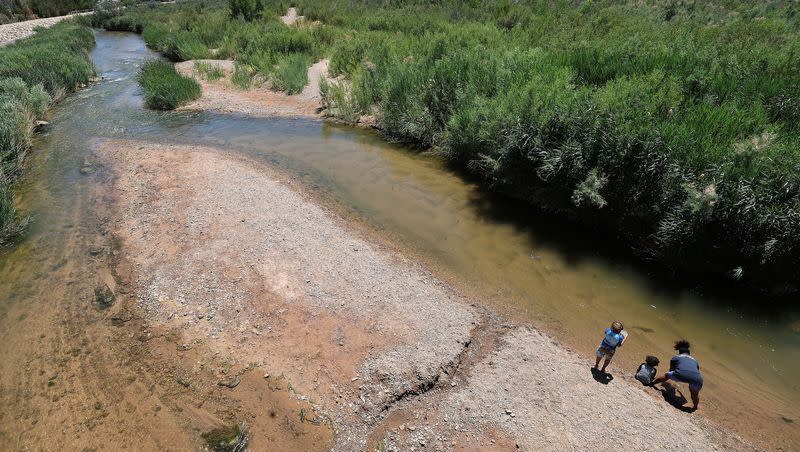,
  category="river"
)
[1,30,798,448]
